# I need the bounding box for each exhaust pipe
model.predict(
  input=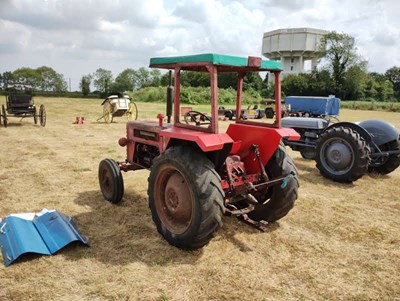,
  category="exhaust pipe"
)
[166,70,173,123]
